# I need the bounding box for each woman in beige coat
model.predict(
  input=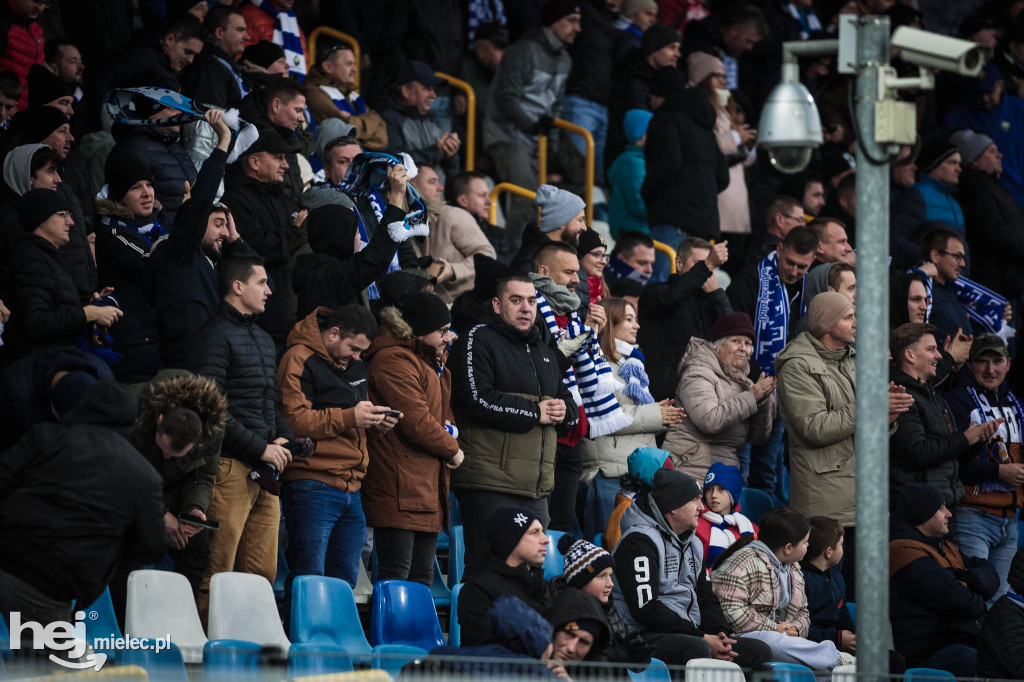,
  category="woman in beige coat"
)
[664,312,776,481]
